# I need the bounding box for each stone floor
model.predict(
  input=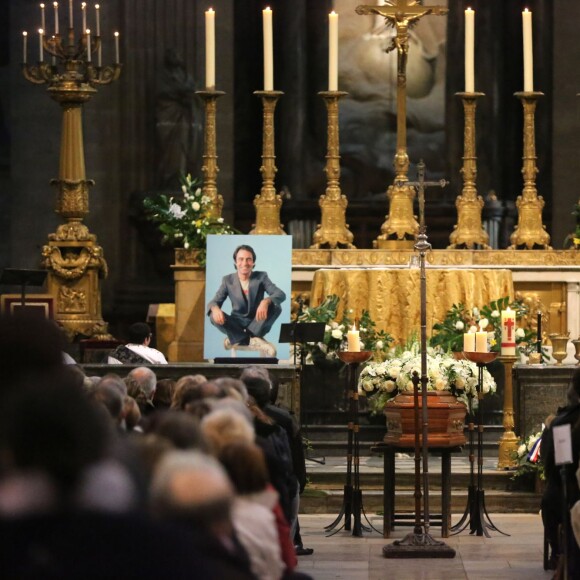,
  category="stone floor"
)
[295,514,552,580]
